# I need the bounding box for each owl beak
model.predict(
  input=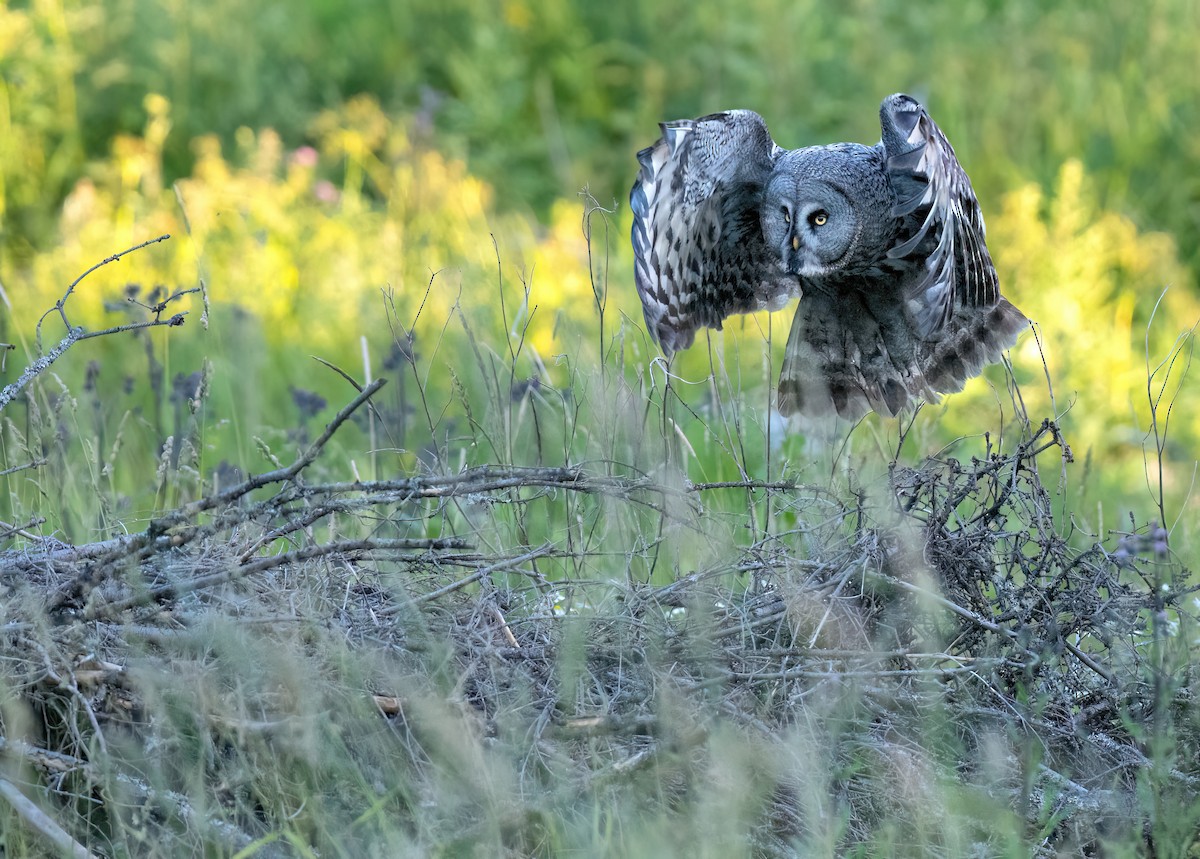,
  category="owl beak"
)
[785,233,804,275]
